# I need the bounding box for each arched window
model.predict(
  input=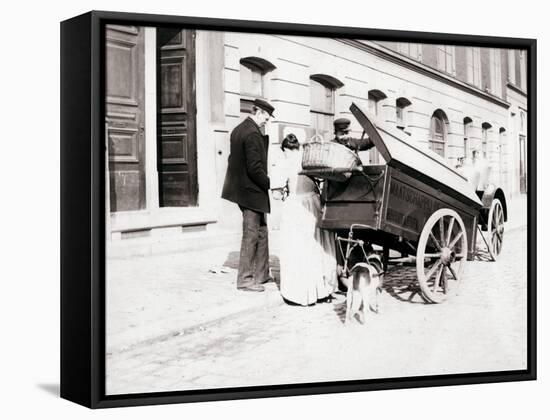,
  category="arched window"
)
[463,117,473,160]
[368,90,387,163]
[310,74,344,140]
[429,110,449,157]
[368,89,387,116]
[396,97,412,130]
[481,122,492,159]
[239,57,276,114]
